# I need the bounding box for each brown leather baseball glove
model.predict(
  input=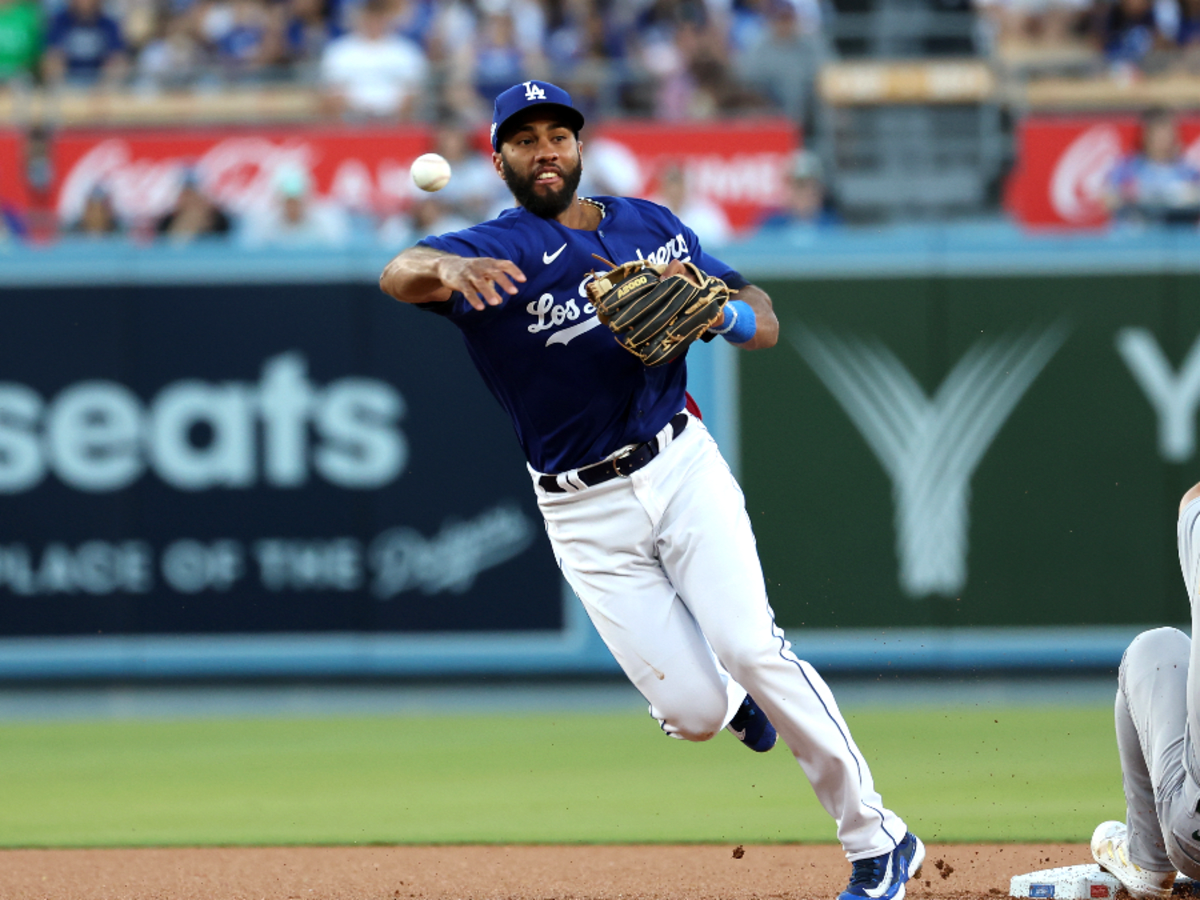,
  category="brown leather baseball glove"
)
[585,258,730,367]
